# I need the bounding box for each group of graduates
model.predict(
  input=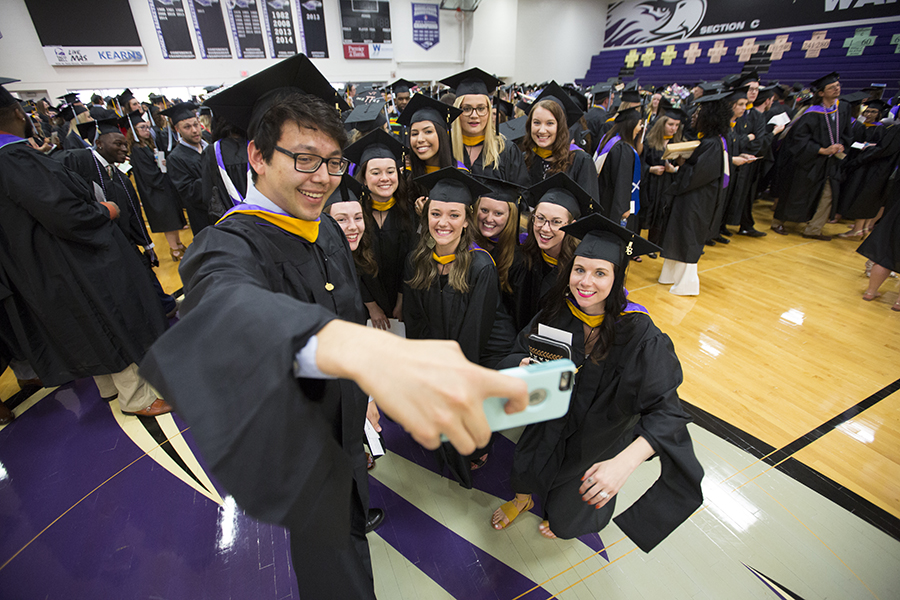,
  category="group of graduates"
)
[1,52,898,597]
